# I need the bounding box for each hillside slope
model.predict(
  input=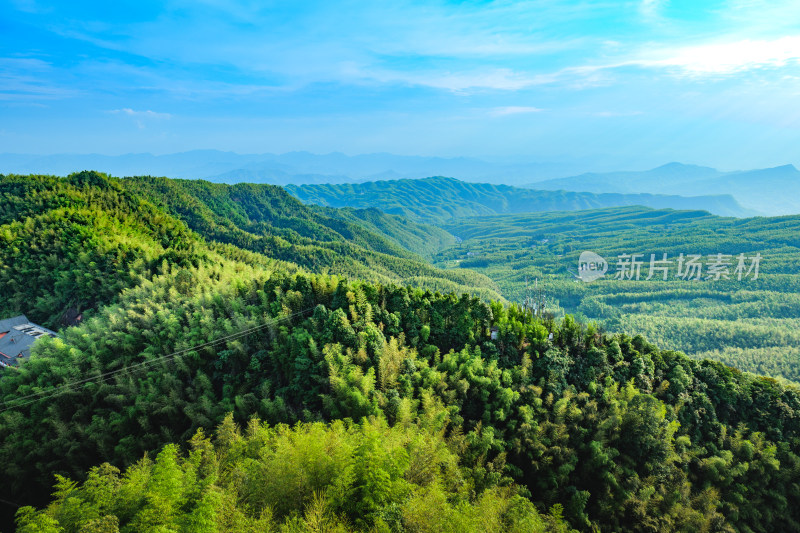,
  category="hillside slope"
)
[125,176,498,299]
[2,174,800,532]
[287,176,753,222]
[435,205,800,381]
[0,172,500,330]
[0,171,297,329]
[3,257,800,532]
[311,204,456,260]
